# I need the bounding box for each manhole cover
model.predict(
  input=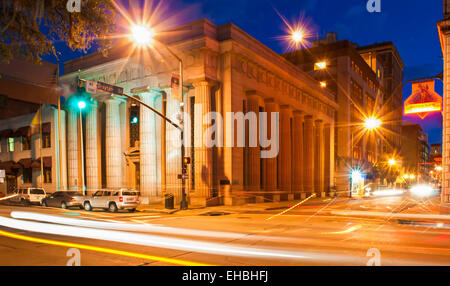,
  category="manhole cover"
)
[200,211,231,217]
